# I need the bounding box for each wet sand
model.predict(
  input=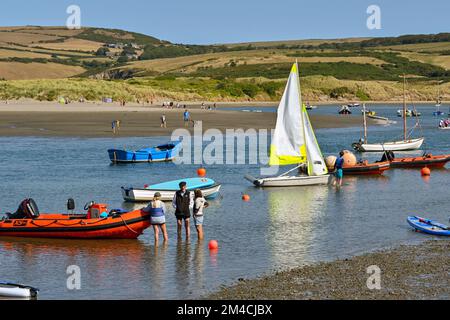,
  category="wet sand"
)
[206,240,449,300]
[0,102,371,137]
